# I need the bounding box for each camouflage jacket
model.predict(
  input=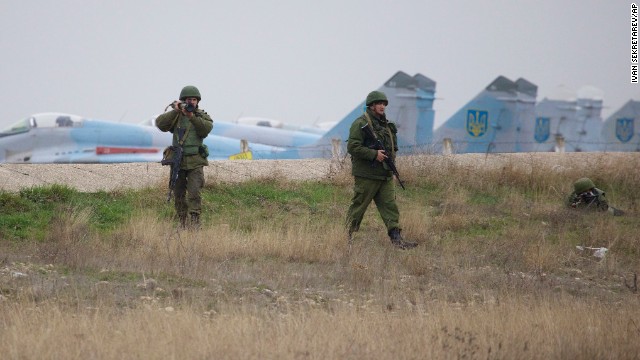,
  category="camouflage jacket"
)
[347,109,398,180]
[156,108,213,170]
